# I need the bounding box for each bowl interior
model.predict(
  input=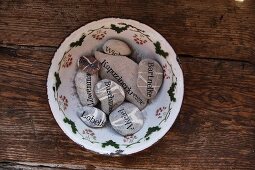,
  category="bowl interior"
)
[47,18,183,156]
